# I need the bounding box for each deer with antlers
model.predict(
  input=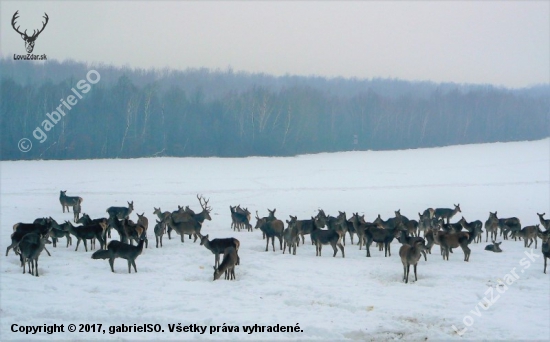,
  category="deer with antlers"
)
[11,11,49,53]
